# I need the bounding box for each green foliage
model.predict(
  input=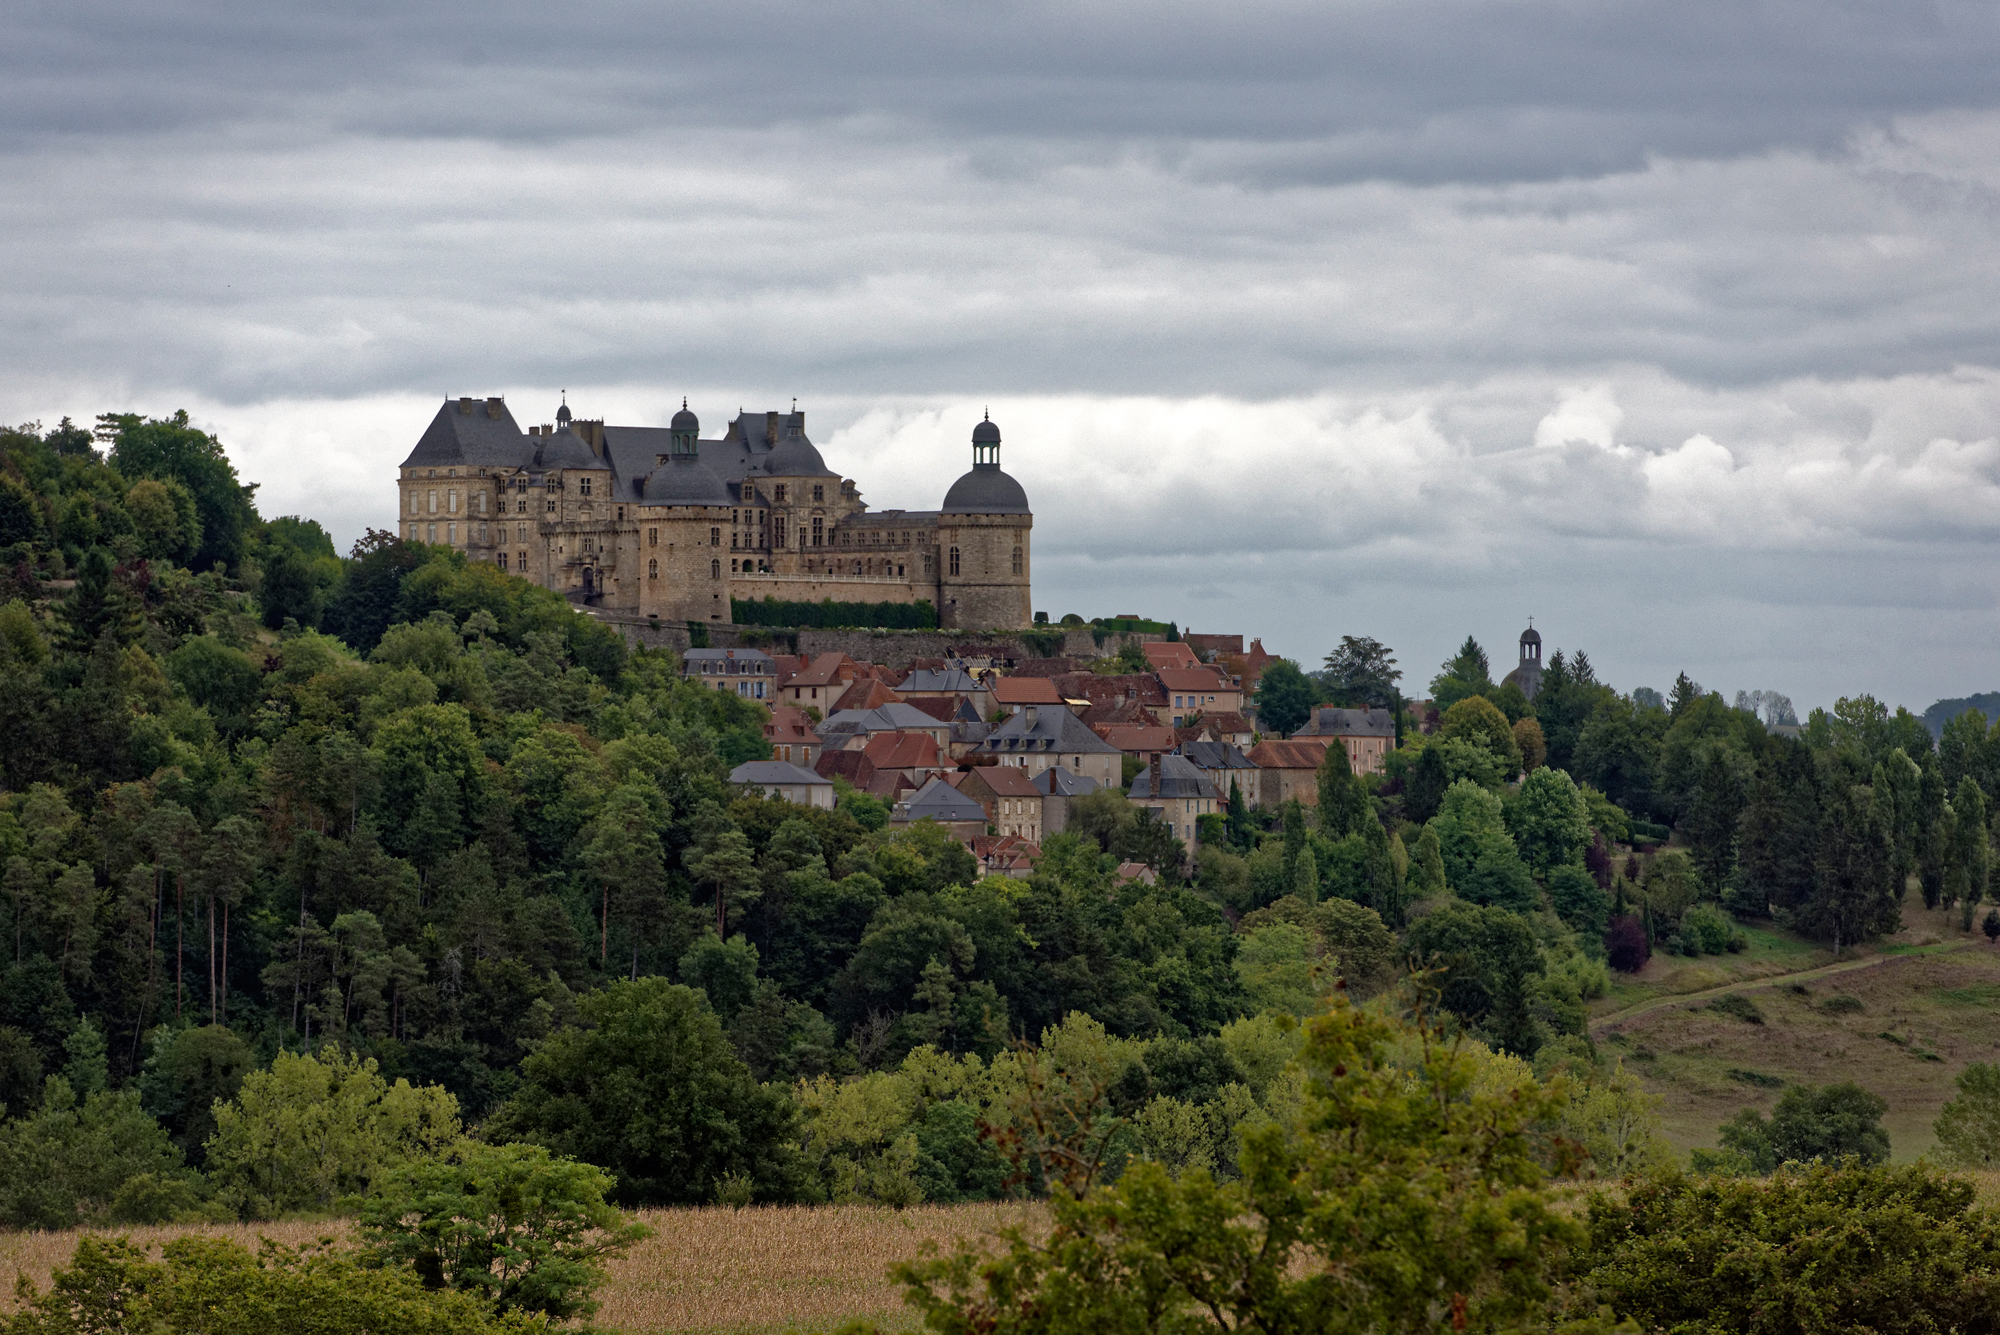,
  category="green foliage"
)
[1672,903,1745,956]
[1429,780,1537,912]
[1573,1163,2000,1335]
[359,1140,650,1319]
[1438,694,1523,775]
[139,1024,255,1165]
[103,410,259,572]
[0,1077,187,1228]
[487,976,796,1205]
[1508,766,1592,875]
[891,987,1593,1335]
[1933,1061,2000,1168]
[732,596,937,629]
[205,1048,463,1218]
[1252,658,1319,737]
[1,1234,524,1335]
[1712,1081,1889,1172]
[1405,900,1544,1055]
[1318,635,1401,709]
[1548,863,1609,939]
[1428,633,1494,713]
